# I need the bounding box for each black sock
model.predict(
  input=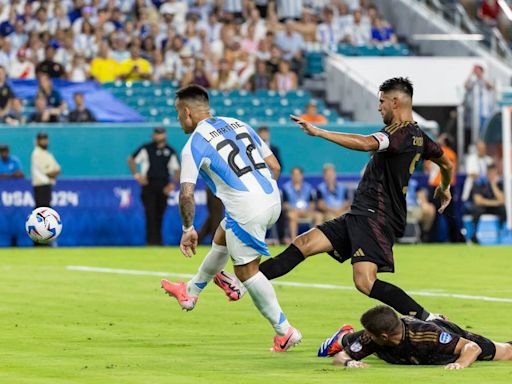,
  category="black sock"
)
[369,279,430,320]
[259,244,305,280]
